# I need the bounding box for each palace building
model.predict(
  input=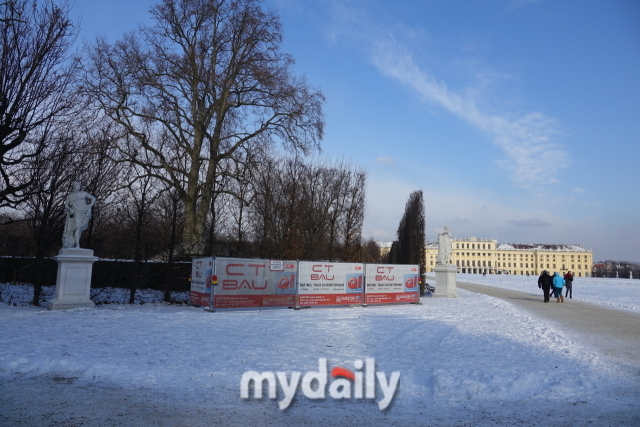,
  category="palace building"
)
[425,236,593,277]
